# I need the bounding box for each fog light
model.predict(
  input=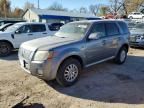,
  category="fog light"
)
[37,69,43,75]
